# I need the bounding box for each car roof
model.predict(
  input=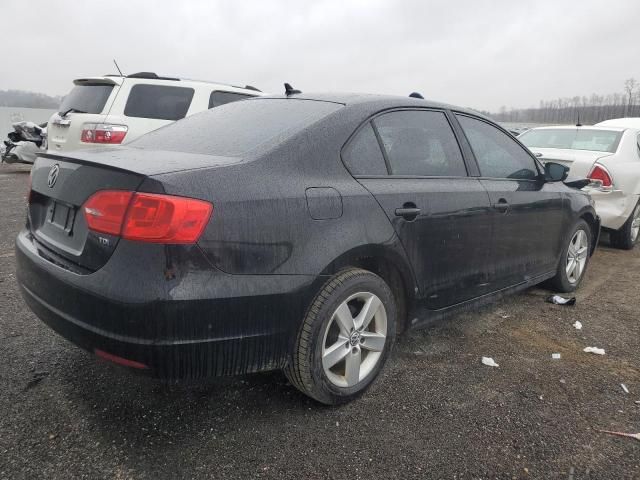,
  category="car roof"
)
[524,125,627,133]
[252,92,489,119]
[596,118,640,129]
[72,75,263,94]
